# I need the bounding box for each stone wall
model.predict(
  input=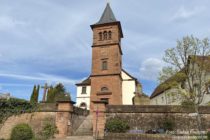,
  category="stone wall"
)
[0,103,89,139]
[106,105,210,131]
[0,112,56,139]
[104,133,172,140]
